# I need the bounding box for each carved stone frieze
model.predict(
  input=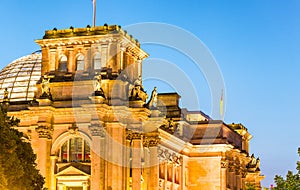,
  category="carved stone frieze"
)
[157,146,182,166]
